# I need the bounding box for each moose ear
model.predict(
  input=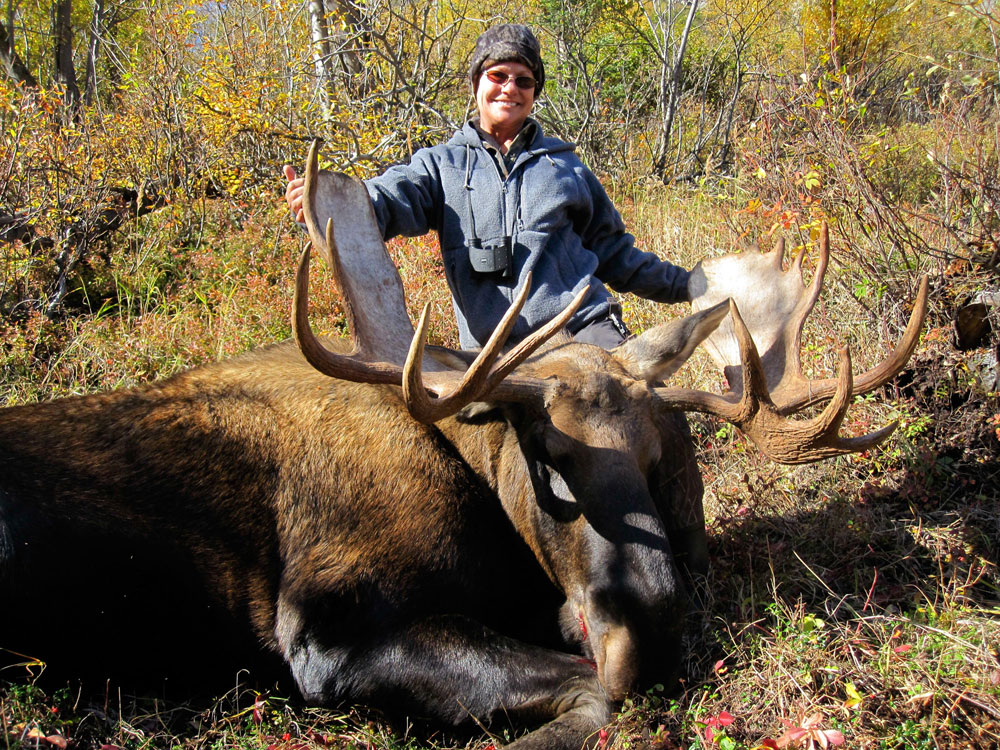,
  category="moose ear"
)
[613,300,730,383]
